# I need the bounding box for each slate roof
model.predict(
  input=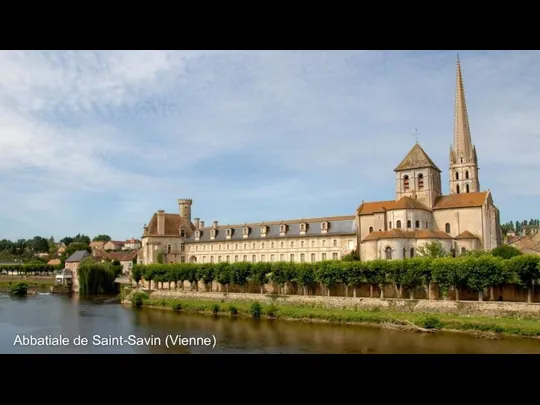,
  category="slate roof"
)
[65,250,91,263]
[185,216,357,243]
